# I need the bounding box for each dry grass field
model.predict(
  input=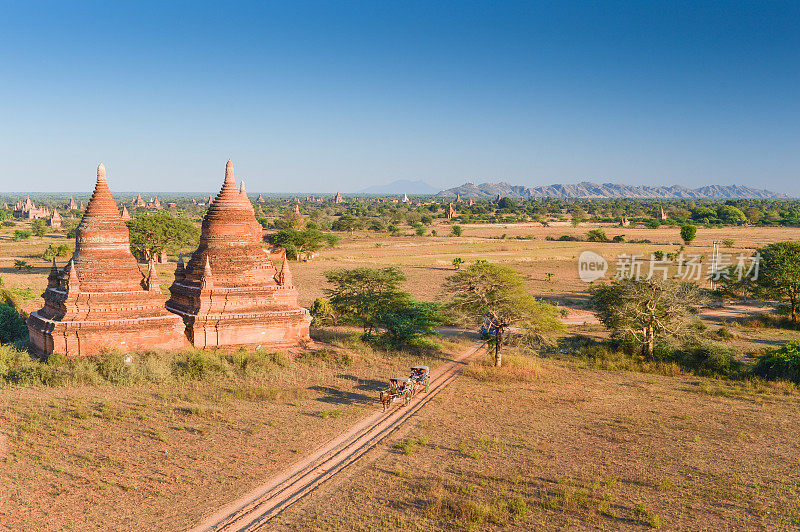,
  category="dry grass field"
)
[2,217,800,530]
[0,330,470,530]
[272,350,800,530]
